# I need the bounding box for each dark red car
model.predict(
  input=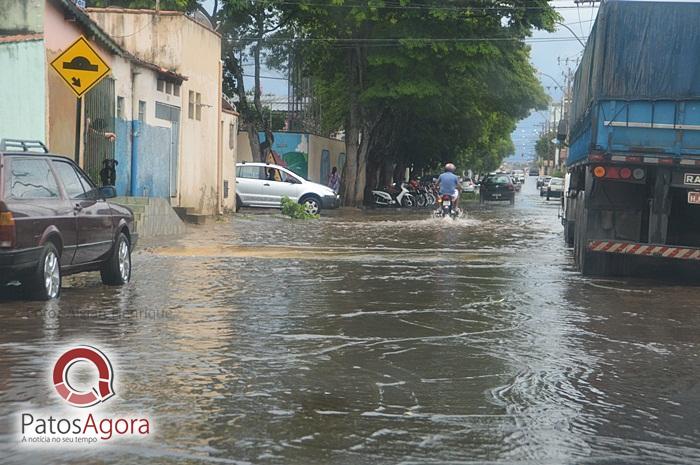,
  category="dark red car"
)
[0,140,136,300]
